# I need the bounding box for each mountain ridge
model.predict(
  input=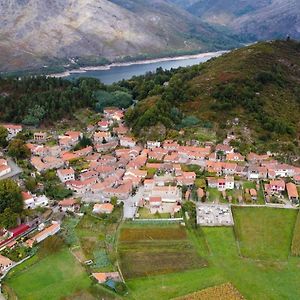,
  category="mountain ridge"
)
[171,0,300,40]
[0,0,239,72]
